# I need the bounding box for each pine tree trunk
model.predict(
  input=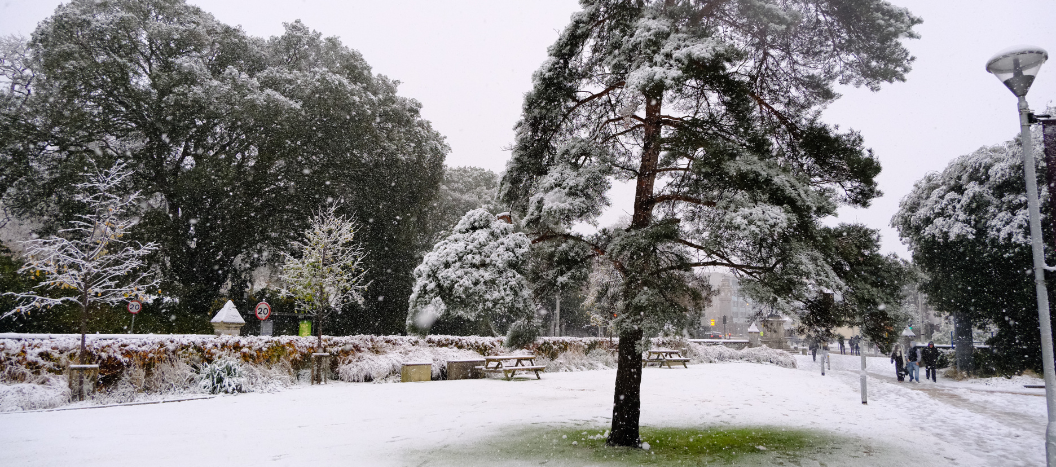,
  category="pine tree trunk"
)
[608,89,662,447]
[630,92,663,229]
[607,328,643,447]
